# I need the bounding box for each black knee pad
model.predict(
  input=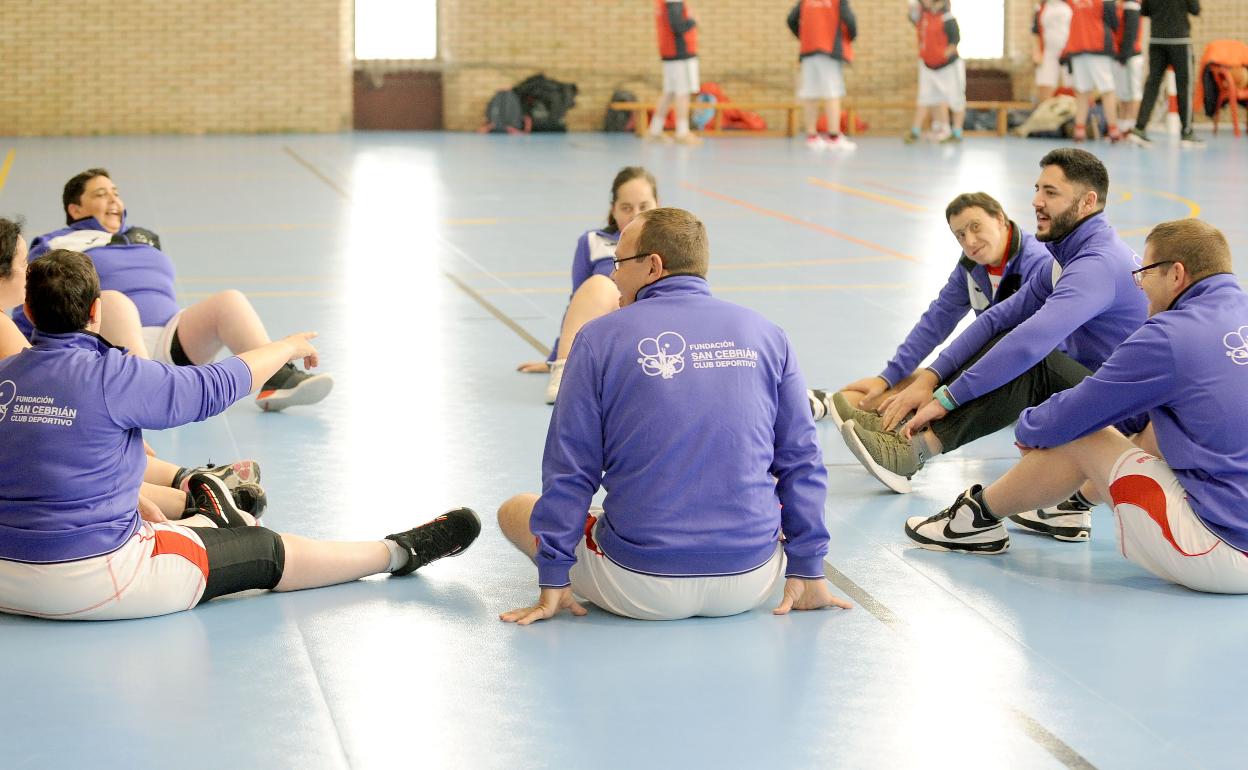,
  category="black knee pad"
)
[194,526,286,603]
